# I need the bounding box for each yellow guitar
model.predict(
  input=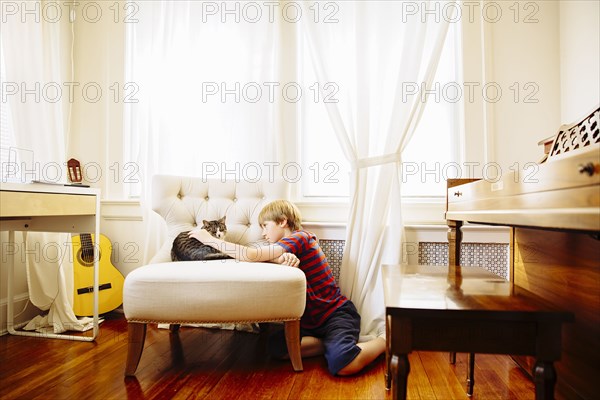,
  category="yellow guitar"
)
[72,233,125,317]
